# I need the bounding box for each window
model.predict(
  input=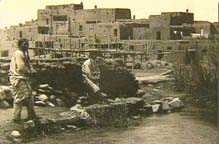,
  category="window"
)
[53,15,67,21]
[46,18,49,25]
[156,31,161,40]
[19,31,22,38]
[86,21,96,24]
[81,43,85,48]
[45,42,54,48]
[1,50,9,57]
[79,25,83,31]
[35,41,43,47]
[167,46,172,50]
[38,26,49,34]
[114,29,118,37]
